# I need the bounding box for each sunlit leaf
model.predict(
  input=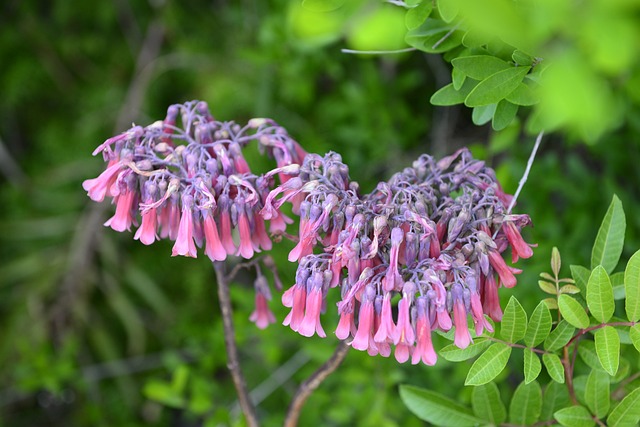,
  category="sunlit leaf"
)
[591,195,625,274]
[558,295,589,329]
[465,343,512,386]
[554,405,595,427]
[505,82,540,106]
[430,78,479,106]
[544,320,575,351]
[595,326,620,376]
[624,250,640,321]
[542,353,565,383]
[571,265,591,296]
[629,324,640,353]
[539,280,557,294]
[437,0,459,23]
[524,350,541,384]
[501,296,527,343]
[607,386,640,427]
[587,265,614,323]
[525,301,552,347]
[399,385,484,426]
[301,0,345,12]
[578,340,606,372]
